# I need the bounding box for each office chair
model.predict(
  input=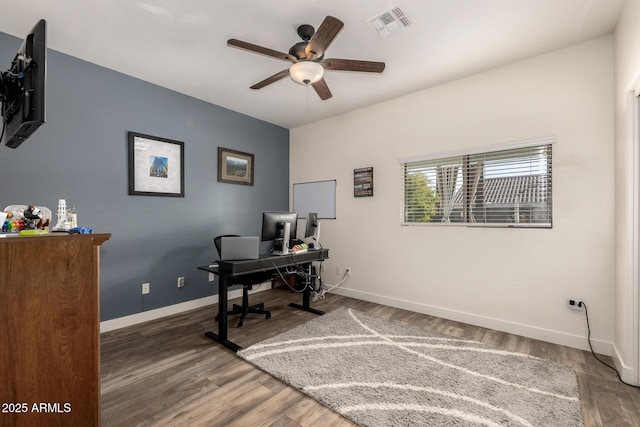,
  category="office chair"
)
[214,235,271,327]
